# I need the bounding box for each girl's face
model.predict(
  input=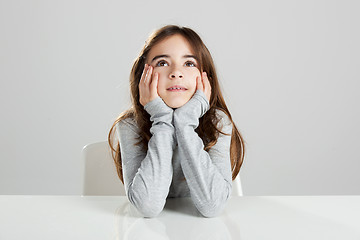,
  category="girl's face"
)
[146,34,201,109]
